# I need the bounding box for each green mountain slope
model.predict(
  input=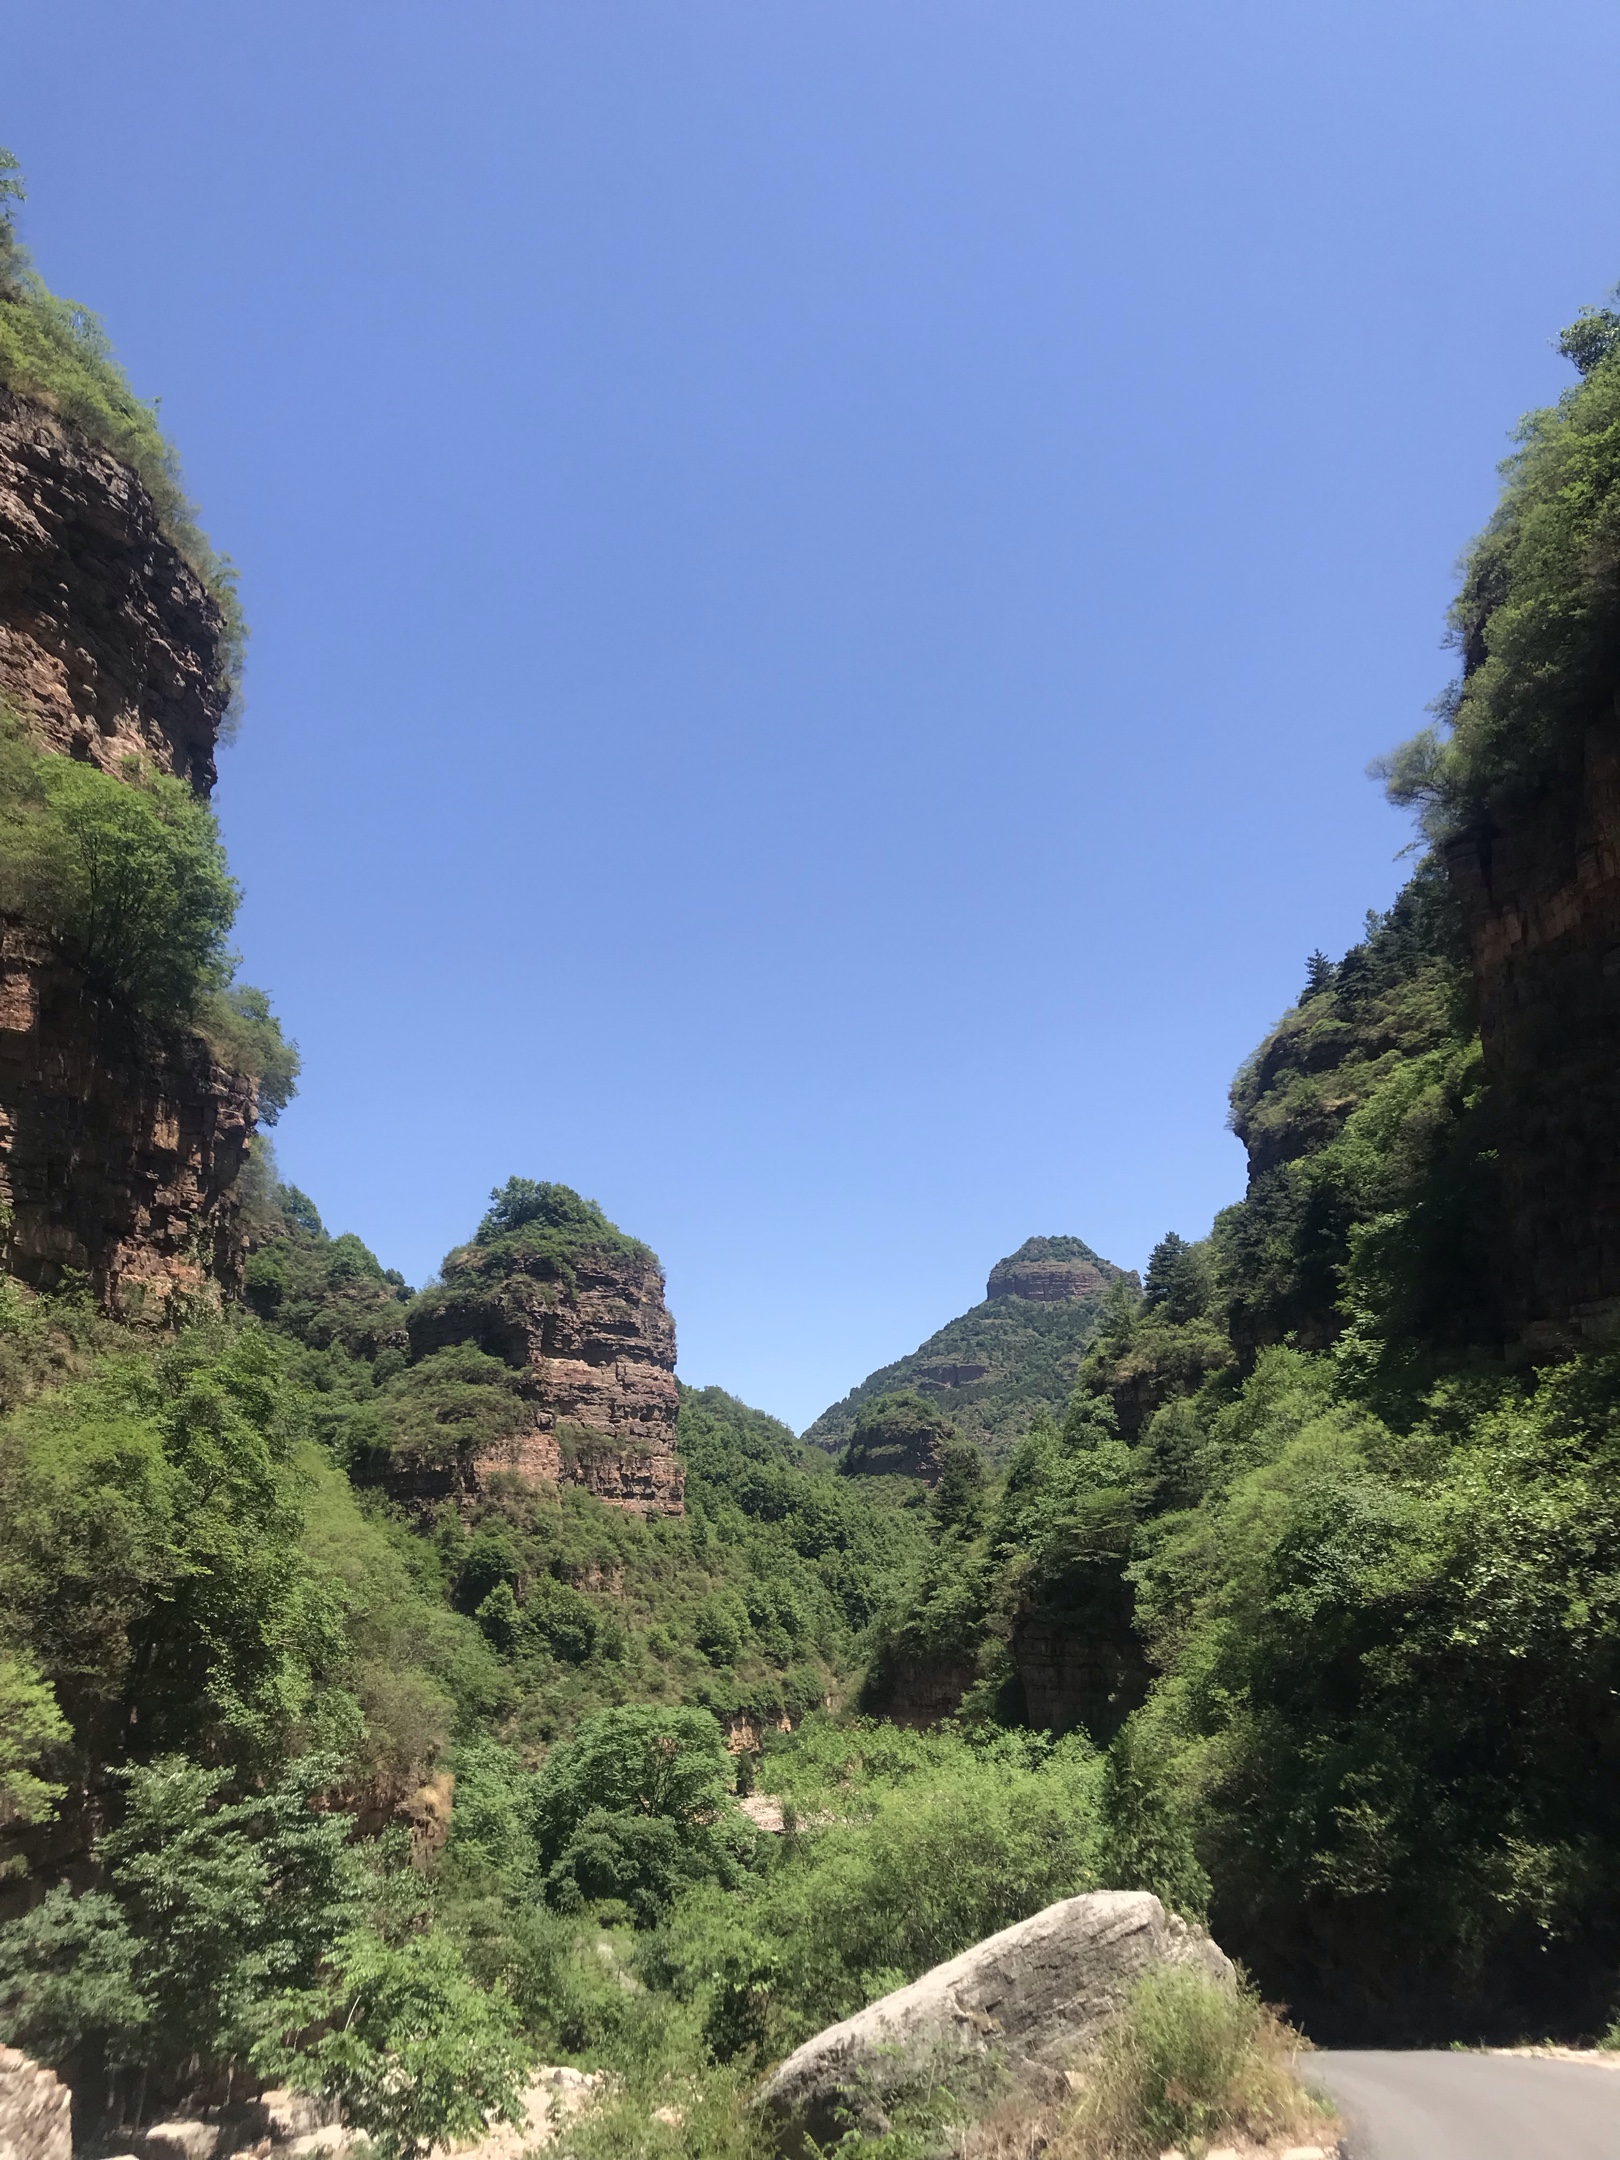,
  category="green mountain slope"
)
[804,1234,1136,1457]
